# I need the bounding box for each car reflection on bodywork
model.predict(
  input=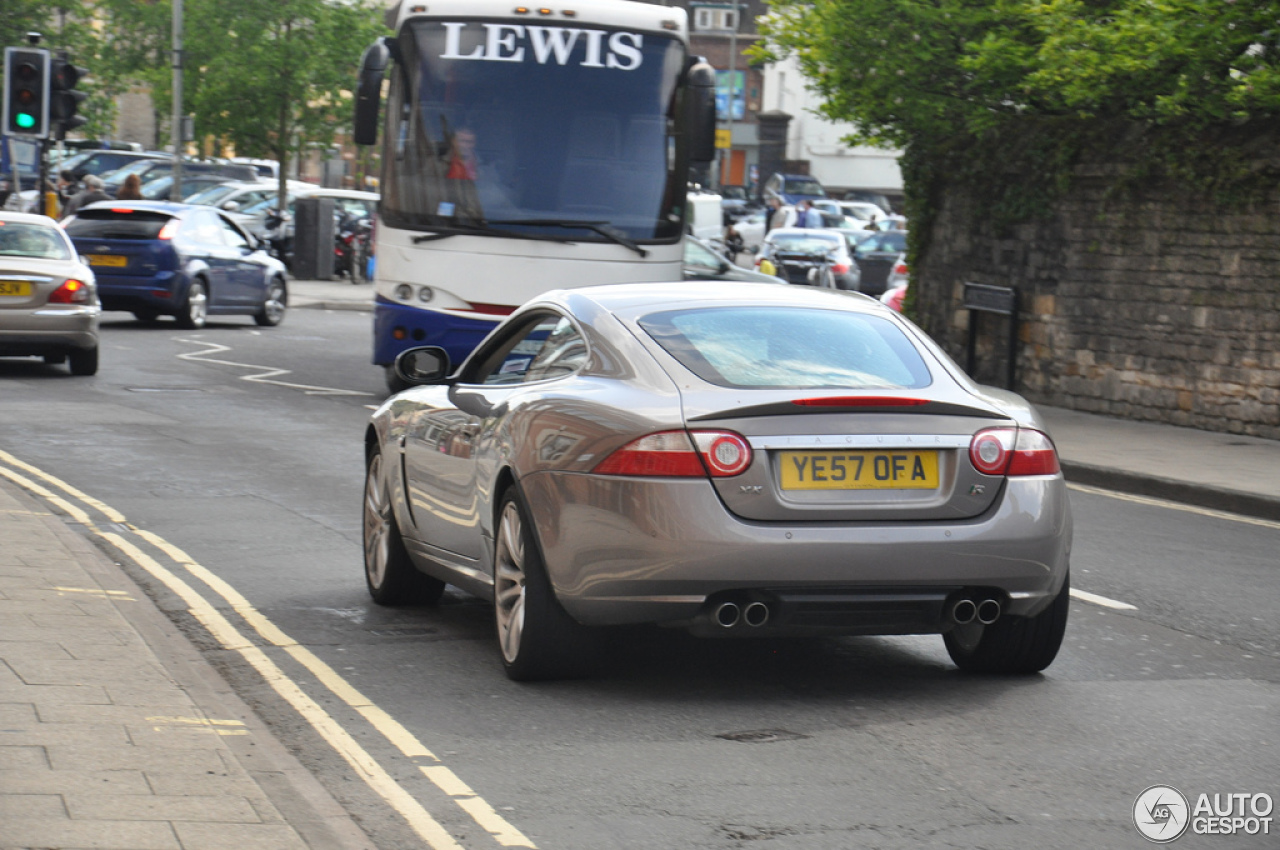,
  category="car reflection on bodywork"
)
[363,282,1072,681]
